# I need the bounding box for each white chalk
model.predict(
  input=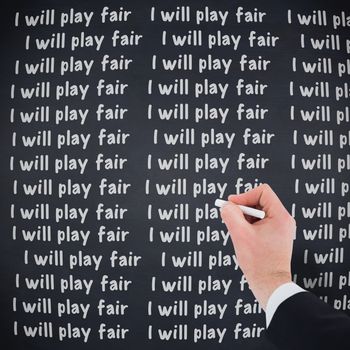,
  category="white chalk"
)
[215,199,265,219]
